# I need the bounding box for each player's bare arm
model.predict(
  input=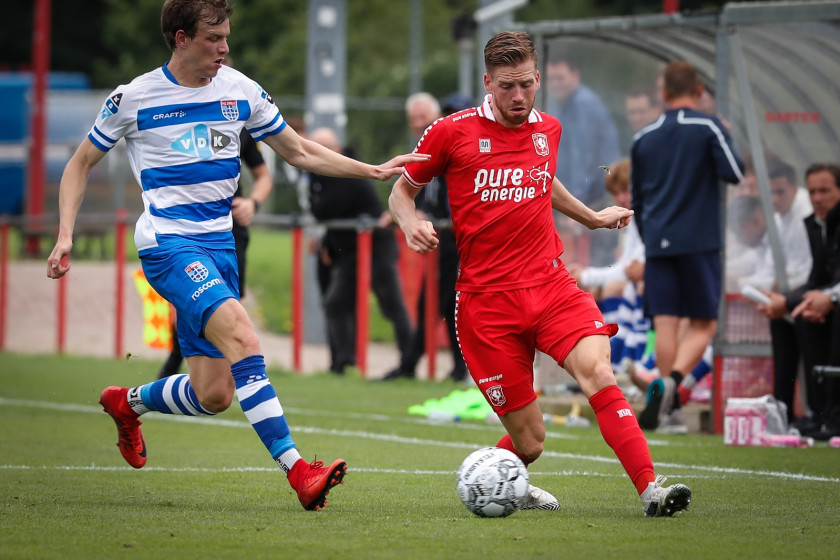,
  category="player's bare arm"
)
[231,161,271,226]
[550,177,632,229]
[389,176,439,254]
[264,126,429,181]
[46,139,107,279]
